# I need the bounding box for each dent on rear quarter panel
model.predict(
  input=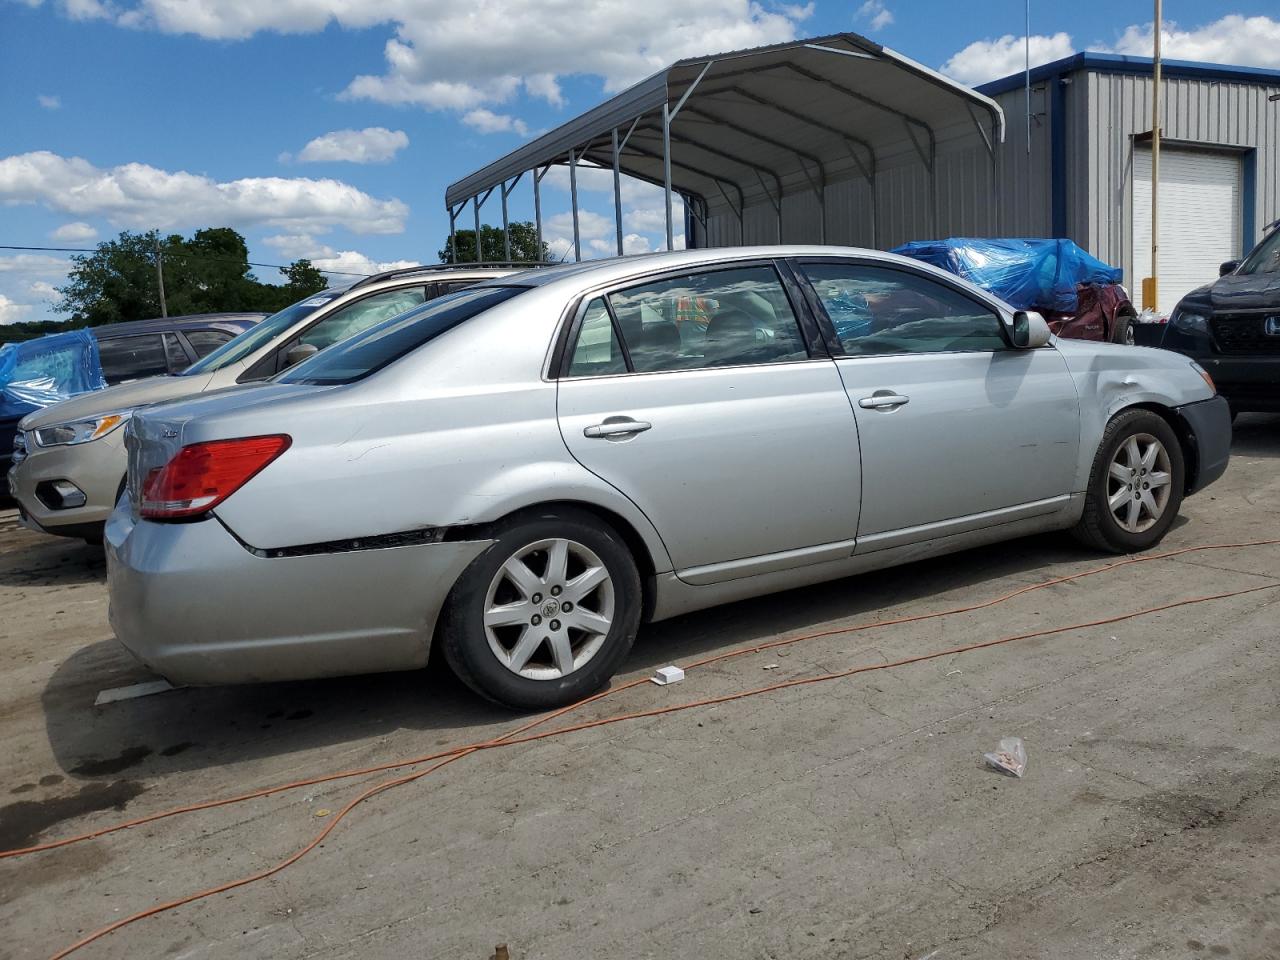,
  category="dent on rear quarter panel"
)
[1056,343,1213,491]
